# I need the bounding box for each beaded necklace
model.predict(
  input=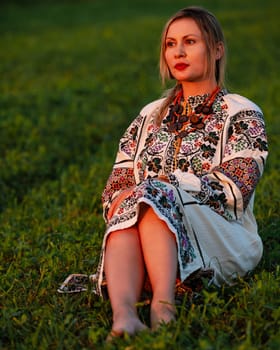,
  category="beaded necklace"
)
[163,86,221,168]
